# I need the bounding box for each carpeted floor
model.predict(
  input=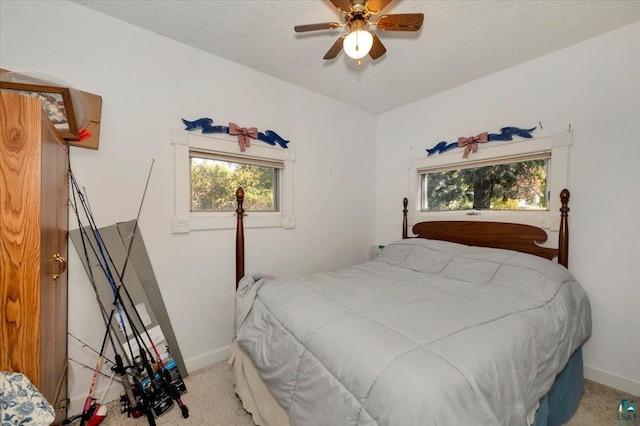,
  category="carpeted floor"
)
[87,360,634,425]
[566,379,637,426]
